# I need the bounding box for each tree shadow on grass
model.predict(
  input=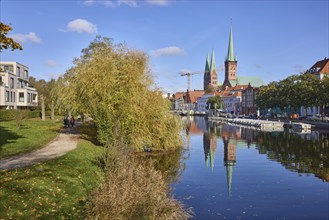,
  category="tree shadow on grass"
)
[0,125,25,150]
[77,121,102,147]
